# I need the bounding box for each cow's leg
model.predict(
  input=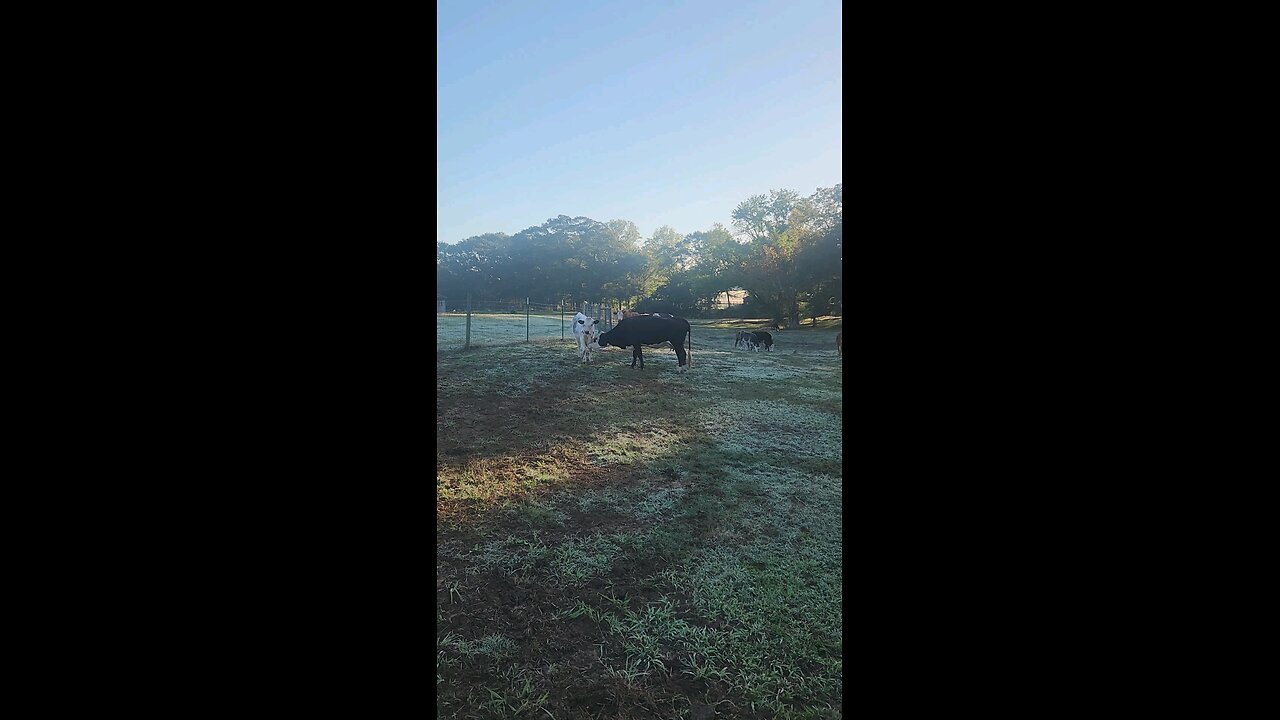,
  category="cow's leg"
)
[675,343,687,373]
[637,346,644,370]
[630,346,639,368]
